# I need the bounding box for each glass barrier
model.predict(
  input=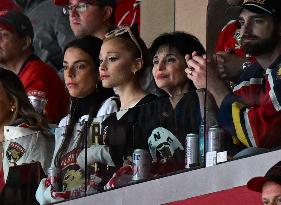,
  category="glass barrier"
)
[206,0,280,164]
[33,90,213,202]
